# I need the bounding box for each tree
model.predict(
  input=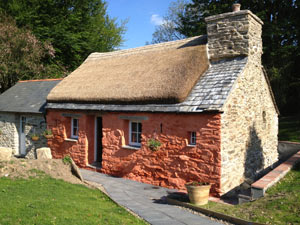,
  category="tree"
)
[0,14,56,92]
[0,0,126,73]
[151,0,187,44]
[180,0,299,114]
[152,0,300,114]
